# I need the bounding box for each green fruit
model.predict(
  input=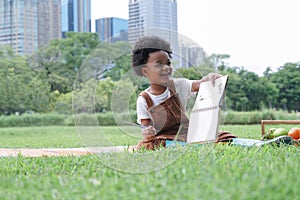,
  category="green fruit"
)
[273,128,288,137]
[262,128,277,140]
